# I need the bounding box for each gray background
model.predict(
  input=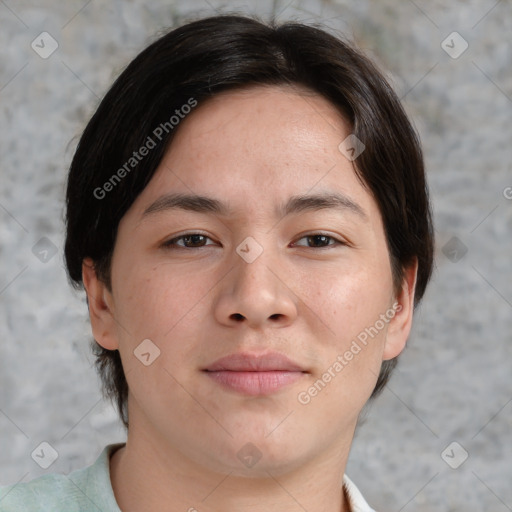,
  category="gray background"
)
[1,0,511,510]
